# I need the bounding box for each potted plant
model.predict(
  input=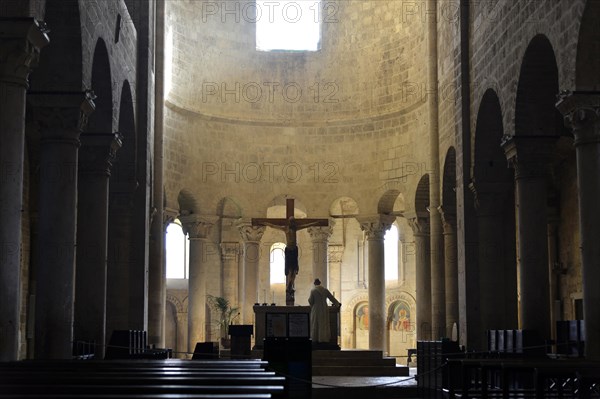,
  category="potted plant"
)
[206,295,240,349]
